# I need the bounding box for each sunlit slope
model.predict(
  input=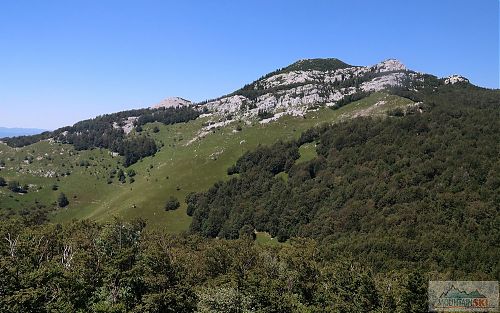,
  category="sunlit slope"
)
[0,92,413,232]
[0,140,122,212]
[52,107,344,231]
